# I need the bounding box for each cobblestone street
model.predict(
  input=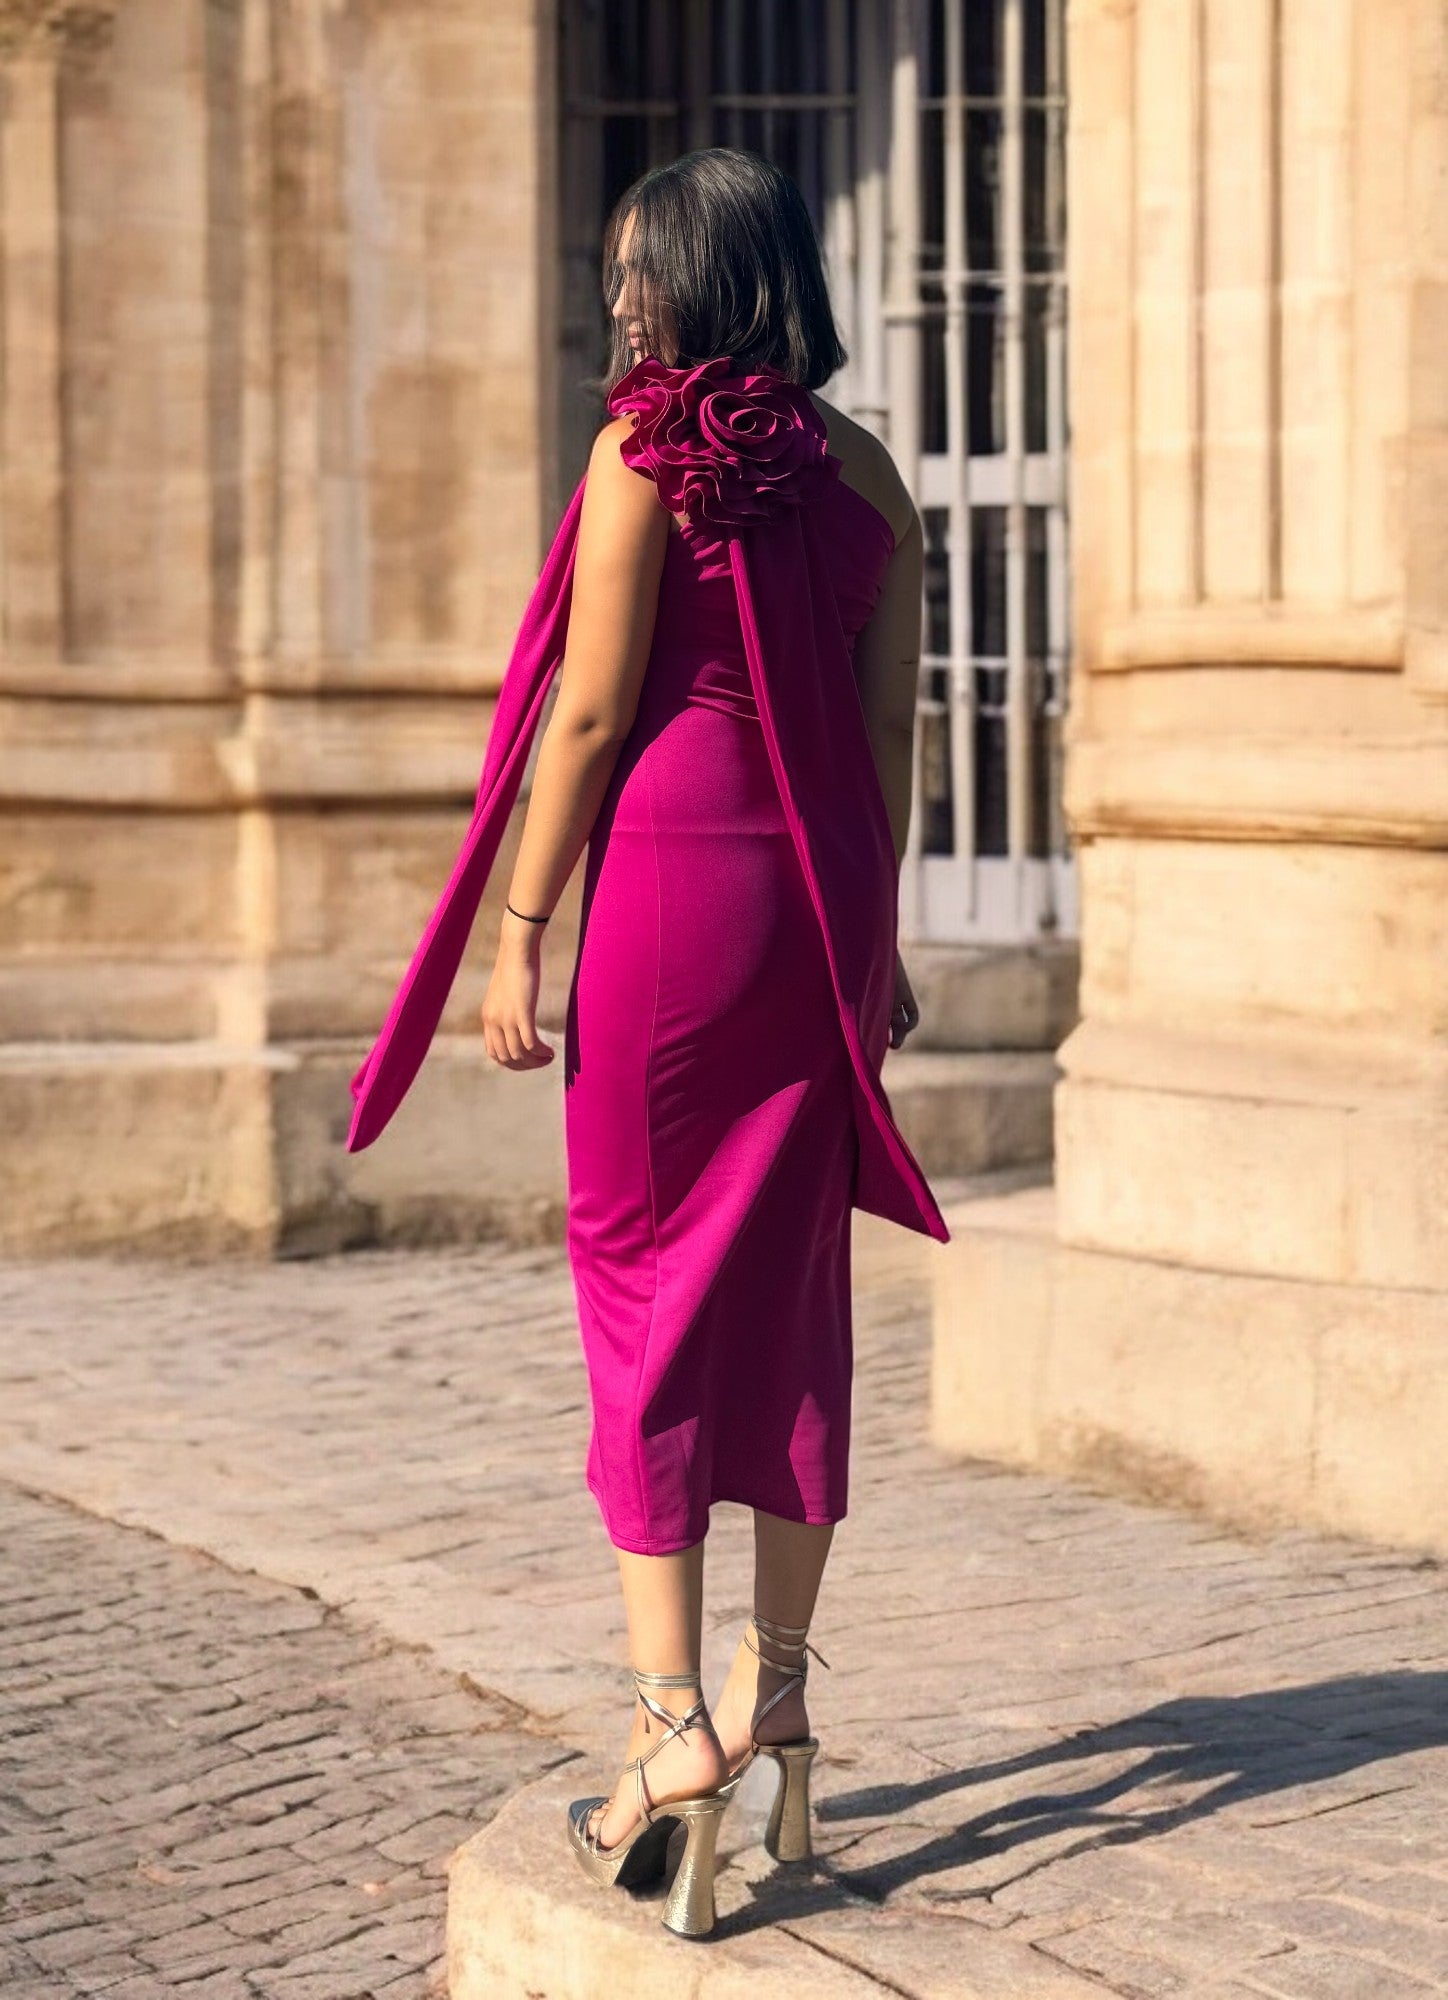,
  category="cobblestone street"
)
[2,1205,1447,1997]
[0,1487,567,1998]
